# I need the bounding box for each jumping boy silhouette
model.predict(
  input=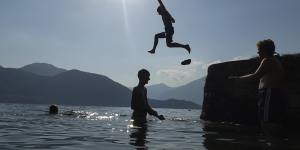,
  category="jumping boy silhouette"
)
[148,0,191,54]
